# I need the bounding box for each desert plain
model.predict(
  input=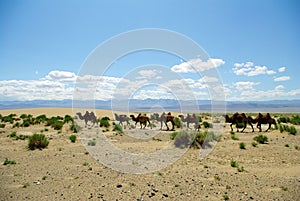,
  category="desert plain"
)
[0,108,299,201]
